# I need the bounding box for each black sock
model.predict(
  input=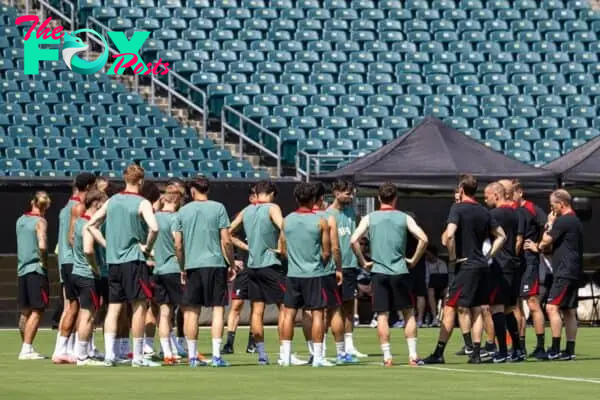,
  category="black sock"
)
[519,335,526,351]
[505,313,520,351]
[566,341,575,355]
[226,331,236,346]
[536,333,545,349]
[247,331,255,347]
[433,341,447,357]
[472,342,481,357]
[492,312,507,355]
[462,332,473,349]
[552,337,561,353]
